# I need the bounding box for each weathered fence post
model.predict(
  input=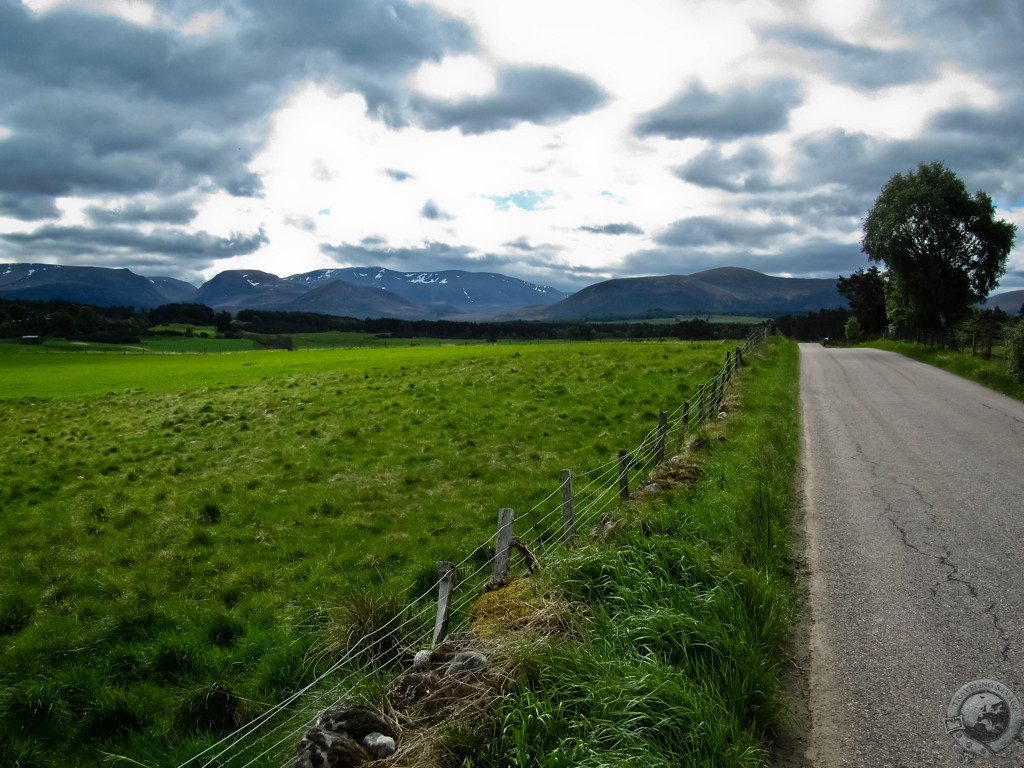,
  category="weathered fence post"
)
[492,508,515,582]
[433,561,456,645]
[656,411,668,463]
[736,346,743,367]
[618,450,630,499]
[561,470,575,544]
